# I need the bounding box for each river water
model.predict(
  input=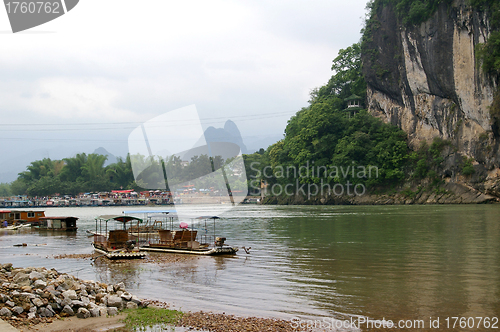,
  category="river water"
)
[0,204,499,330]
